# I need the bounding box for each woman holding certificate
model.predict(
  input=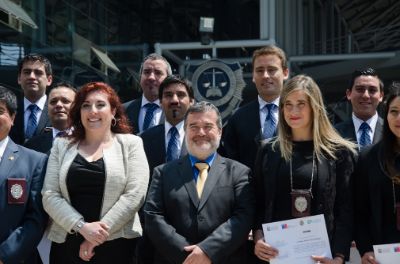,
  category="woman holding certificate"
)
[354,82,400,264]
[253,75,357,264]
